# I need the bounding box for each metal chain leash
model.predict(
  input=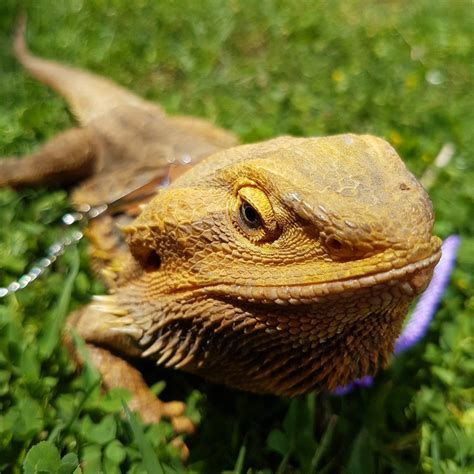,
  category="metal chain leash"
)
[0,152,198,299]
[0,155,195,299]
[0,203,107,298]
